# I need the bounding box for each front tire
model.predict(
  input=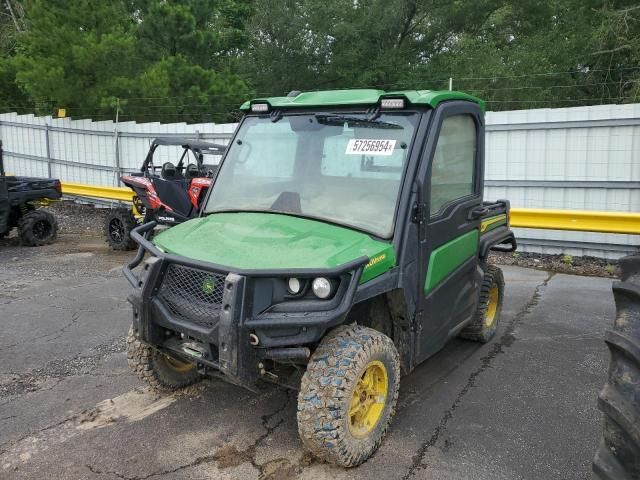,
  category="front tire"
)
[126,326,201,392]
[18,209,58,246]
[297,325,400,467]
[459,265,504,343]
[104,209,137,251]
